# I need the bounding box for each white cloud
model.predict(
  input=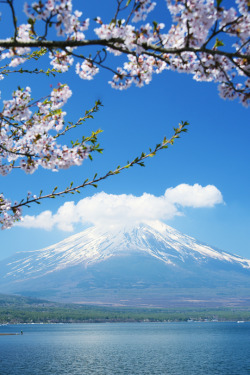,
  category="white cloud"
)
[17,184,224,231]
[164,183,223,208]
[19,210,54,230]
